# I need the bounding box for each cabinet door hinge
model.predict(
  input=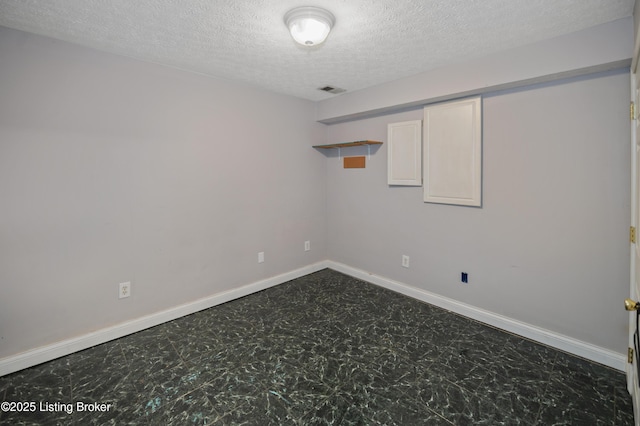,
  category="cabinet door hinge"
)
[632,102,636,121]
[629,347,634,364]
[631,226,637,244]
